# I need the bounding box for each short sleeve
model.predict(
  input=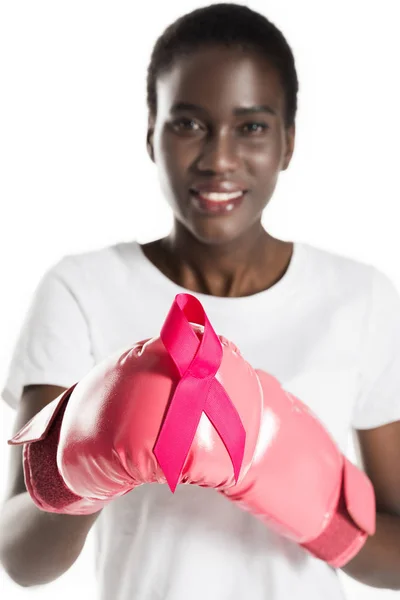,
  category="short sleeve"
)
[1,263,95,410]
[352,266,400,429]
